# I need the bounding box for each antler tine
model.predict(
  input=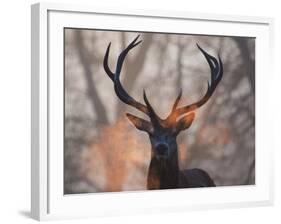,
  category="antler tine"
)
[103,43,114,81]
[197,44,222,86]
[165,89,182,124]
[103,35,149,115]
[103,35,142,82]
[115,35,142,76]
[143,90,161,126]
[172,89,182,111]
[171,44,223,119]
